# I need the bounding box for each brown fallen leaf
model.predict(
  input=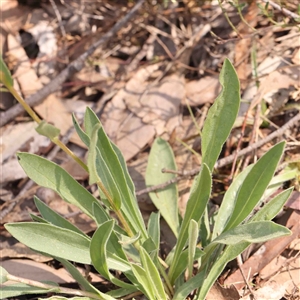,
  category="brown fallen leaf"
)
[185,76,221,106]
[206,282,240,300]
[241,281,286,300]
[1,259,73,284]
[124,73,184,136]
